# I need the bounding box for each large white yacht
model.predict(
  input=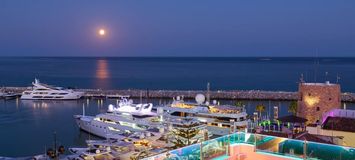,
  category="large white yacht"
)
[161,94,248,136]
[74,98,165,139]
[21,79,84,100]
